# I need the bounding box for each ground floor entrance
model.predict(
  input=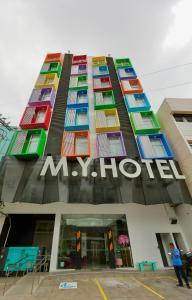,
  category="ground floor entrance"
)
[57,214,133,270]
